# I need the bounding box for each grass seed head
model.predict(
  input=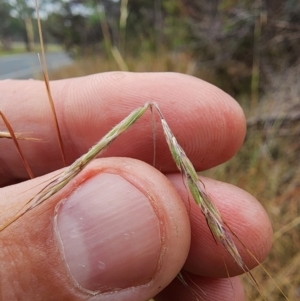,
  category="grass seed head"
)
[154,104,246,271]
[1,102,245,273]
